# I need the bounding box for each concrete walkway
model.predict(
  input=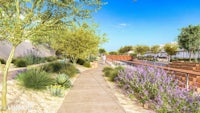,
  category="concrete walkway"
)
[57,63,126,113]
